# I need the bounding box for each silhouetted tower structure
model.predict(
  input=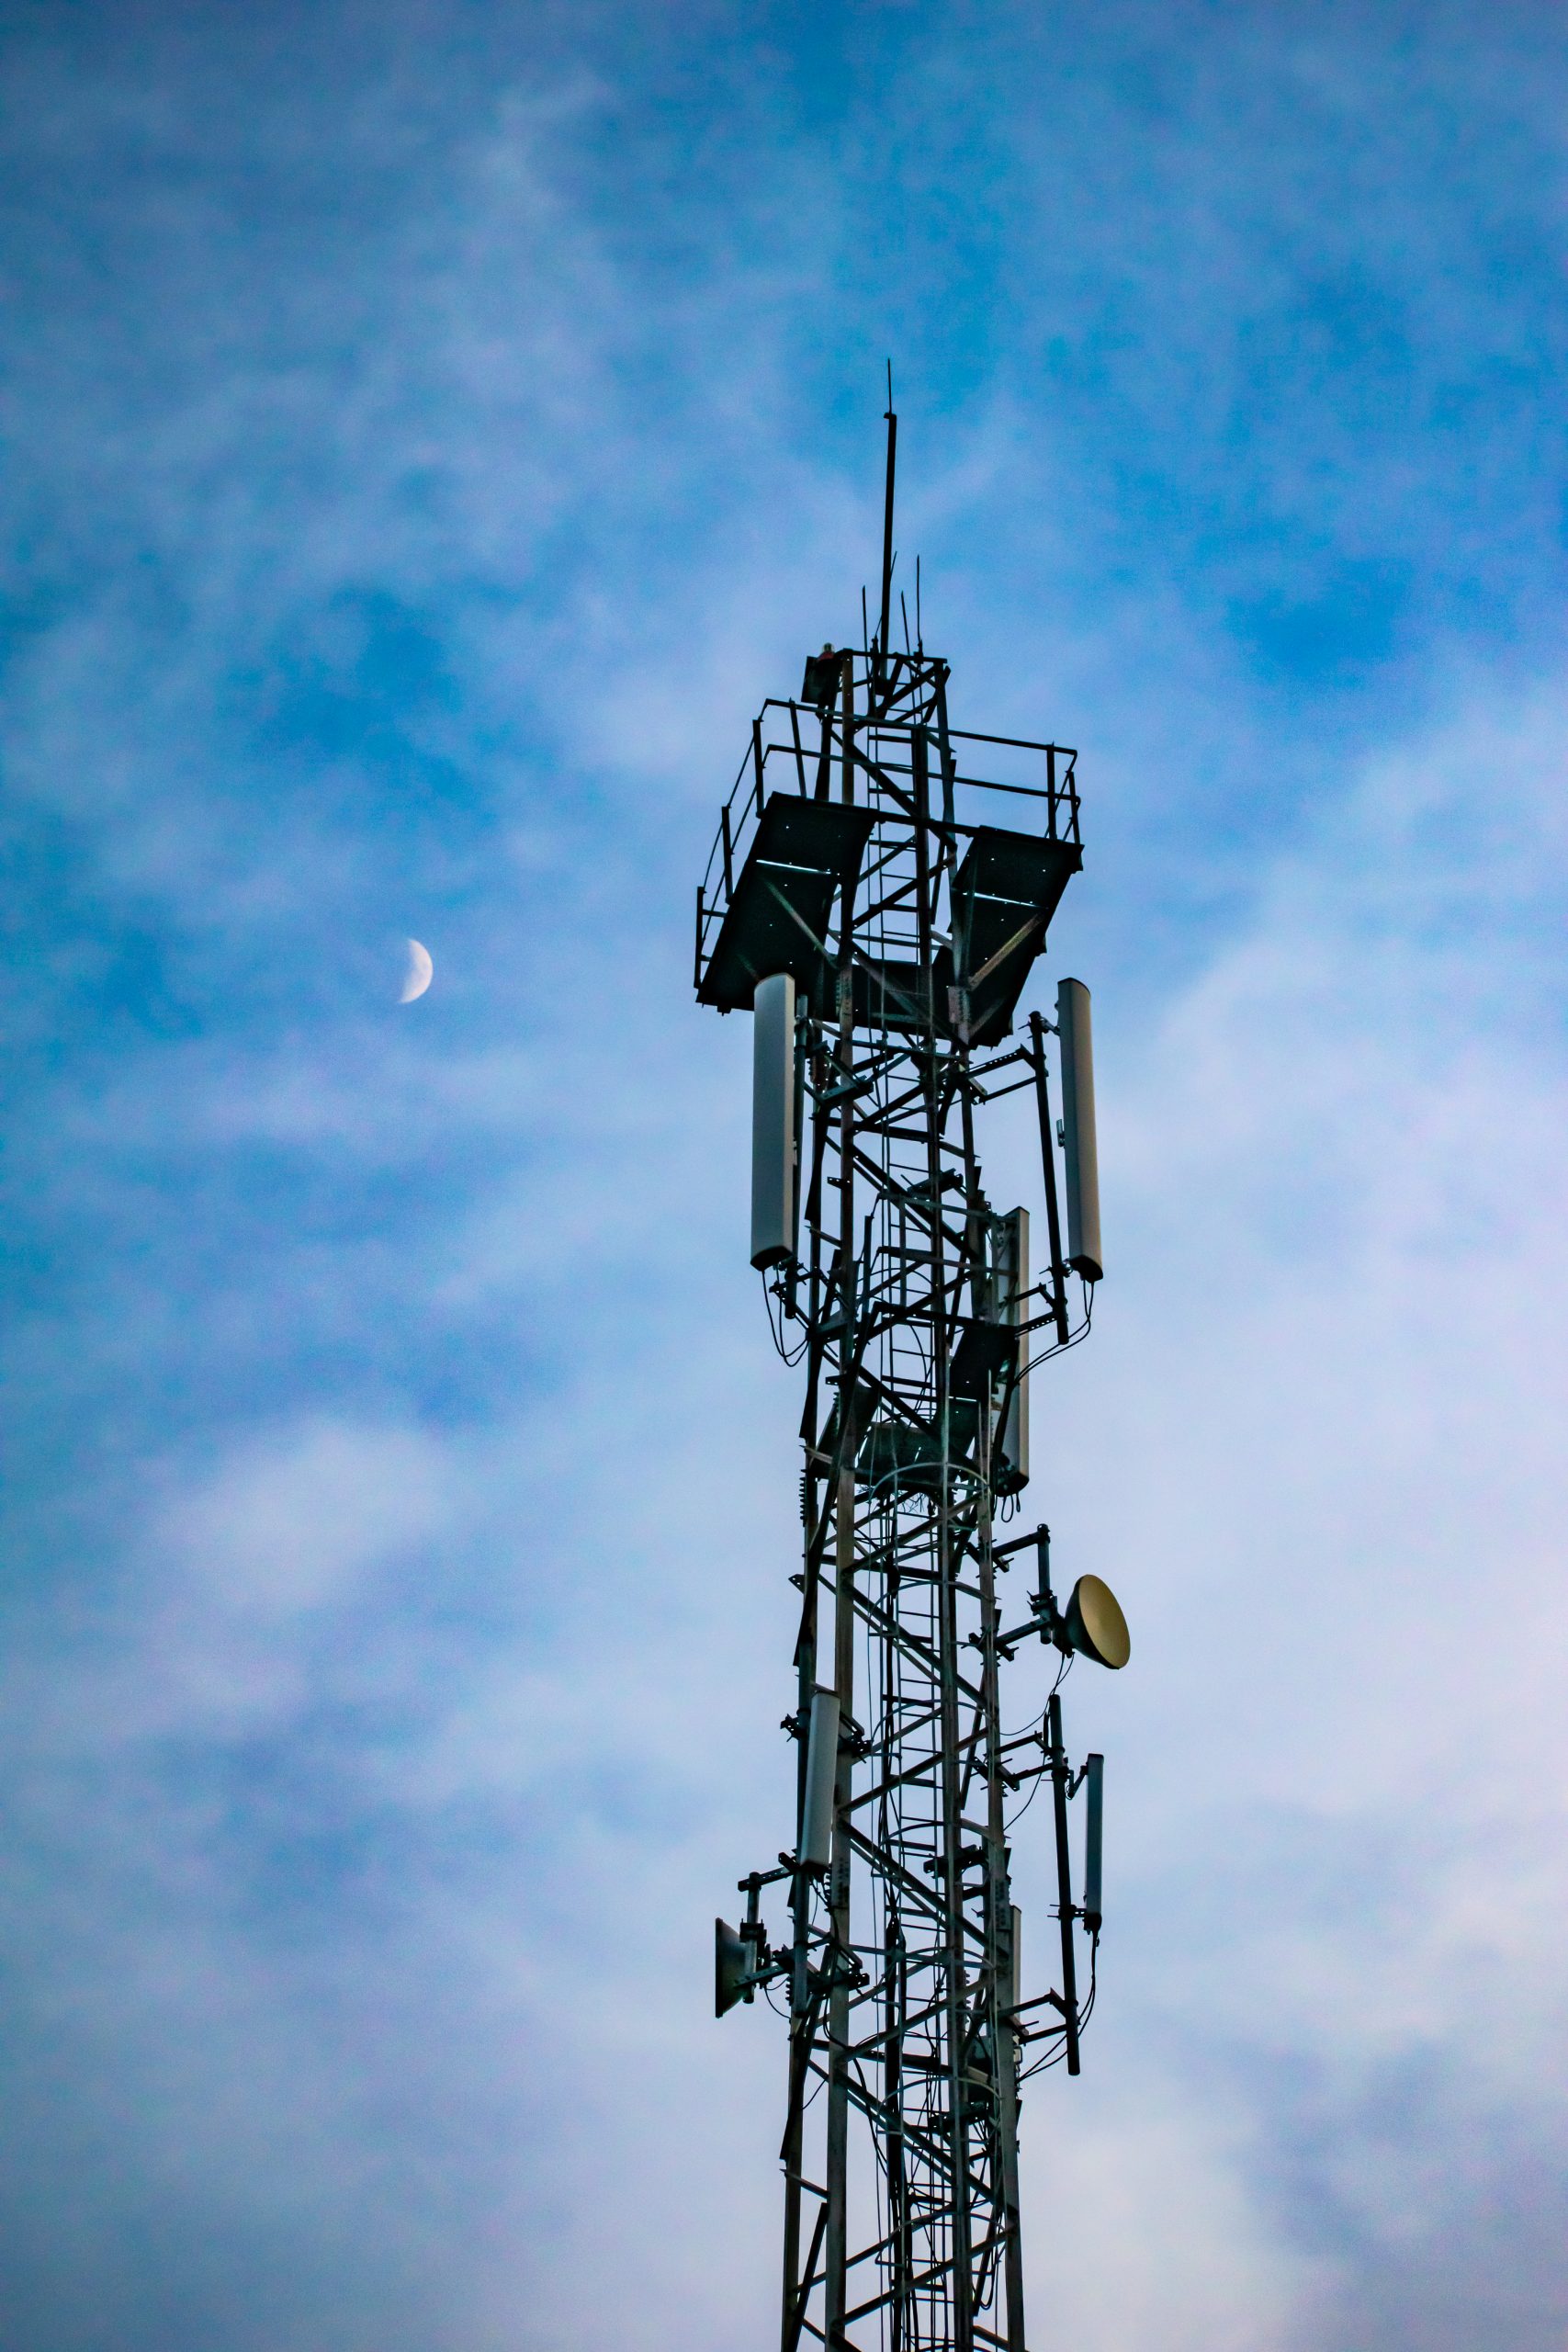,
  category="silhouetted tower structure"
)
[698,394,1129,2352]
